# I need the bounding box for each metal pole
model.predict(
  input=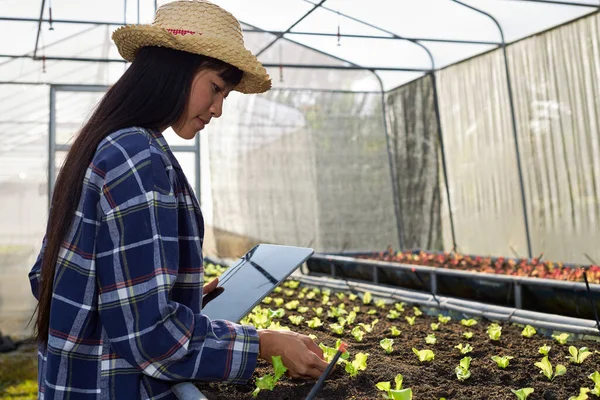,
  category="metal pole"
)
[48,86,56,209]
[374,72,405,250]
[195,131,201,206]
[33,0,47,59]
[451,0,533,259]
